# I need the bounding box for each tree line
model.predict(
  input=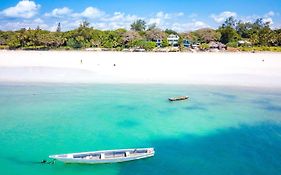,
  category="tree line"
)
[0,17,280,51]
